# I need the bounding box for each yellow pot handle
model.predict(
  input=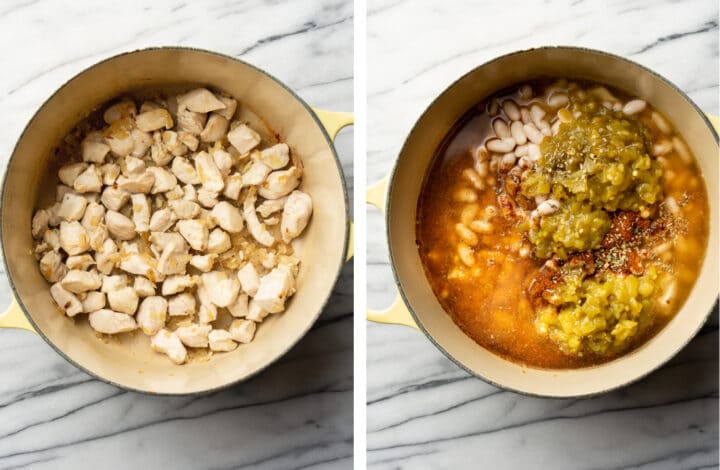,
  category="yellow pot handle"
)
[313,108,354,261]
[366,176,419,330]
[708,114,719,132]
[0,297,36,333]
